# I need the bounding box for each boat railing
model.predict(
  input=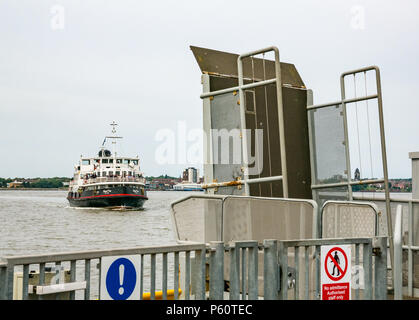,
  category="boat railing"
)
[83,176,146,185]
